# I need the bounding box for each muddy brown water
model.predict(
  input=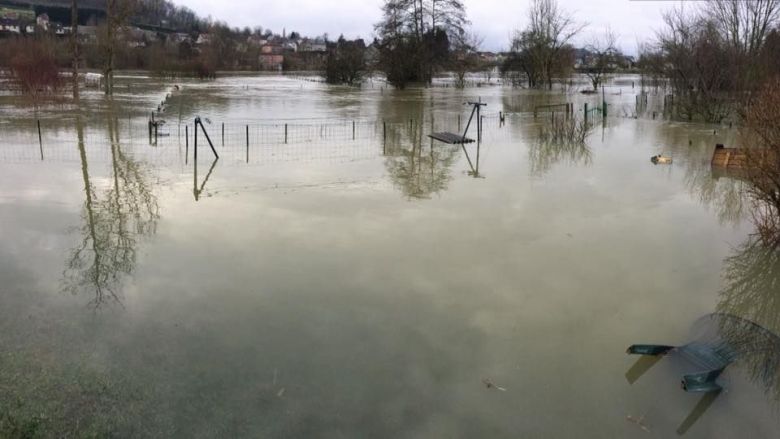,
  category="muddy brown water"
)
[0,73,778,438]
